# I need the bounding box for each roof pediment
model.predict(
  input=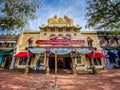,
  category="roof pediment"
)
[48,15,73,26]
[40,15,81,30]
